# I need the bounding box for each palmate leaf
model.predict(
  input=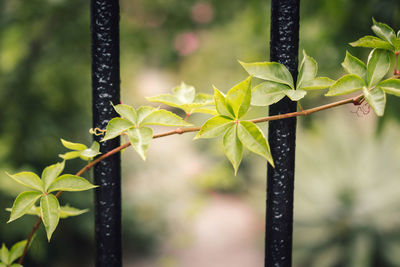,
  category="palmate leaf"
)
[297,50,317,88]
[140,109,192,127]
[0,244,8,264]
[366,49,391,87]
[127,127,153,160]
[42,161,65,191]
[225,76,252,118]
[47,175,97,193]
[251,82,287,106]
[223,125,243,175]
[298,77,334,90]
[8,191,42,223]
[240,61,294,88]
[350,36,394,51]
[342,51,367,81]
[363,87,386,116]
[326,74,365,96]
[372,18,397,45]
[214,87,234,118]
[194,116,234,139]
[378,79,400,96]
[113,104,137,124]
[40,194,60,241]
[6,205,88,219]
[8,240,27,264]
[79,141,101,159]
[283,89,307,101]
[102,117,134,141]
[5,172,43,192]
